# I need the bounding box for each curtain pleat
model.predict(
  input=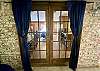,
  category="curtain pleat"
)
[12,0,32,71]
[68,1,86,71]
